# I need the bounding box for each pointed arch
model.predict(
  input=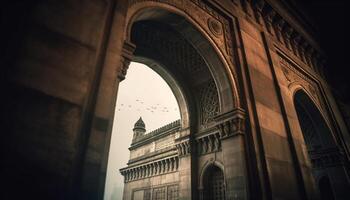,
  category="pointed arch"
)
[293,89,350,199]
[199,161,226,200]
[199,160,225,189]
